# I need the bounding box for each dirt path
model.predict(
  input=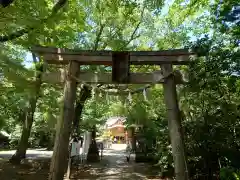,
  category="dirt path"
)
[0,144,162,180]
[0,149,52,159]
[70,144,161,179]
